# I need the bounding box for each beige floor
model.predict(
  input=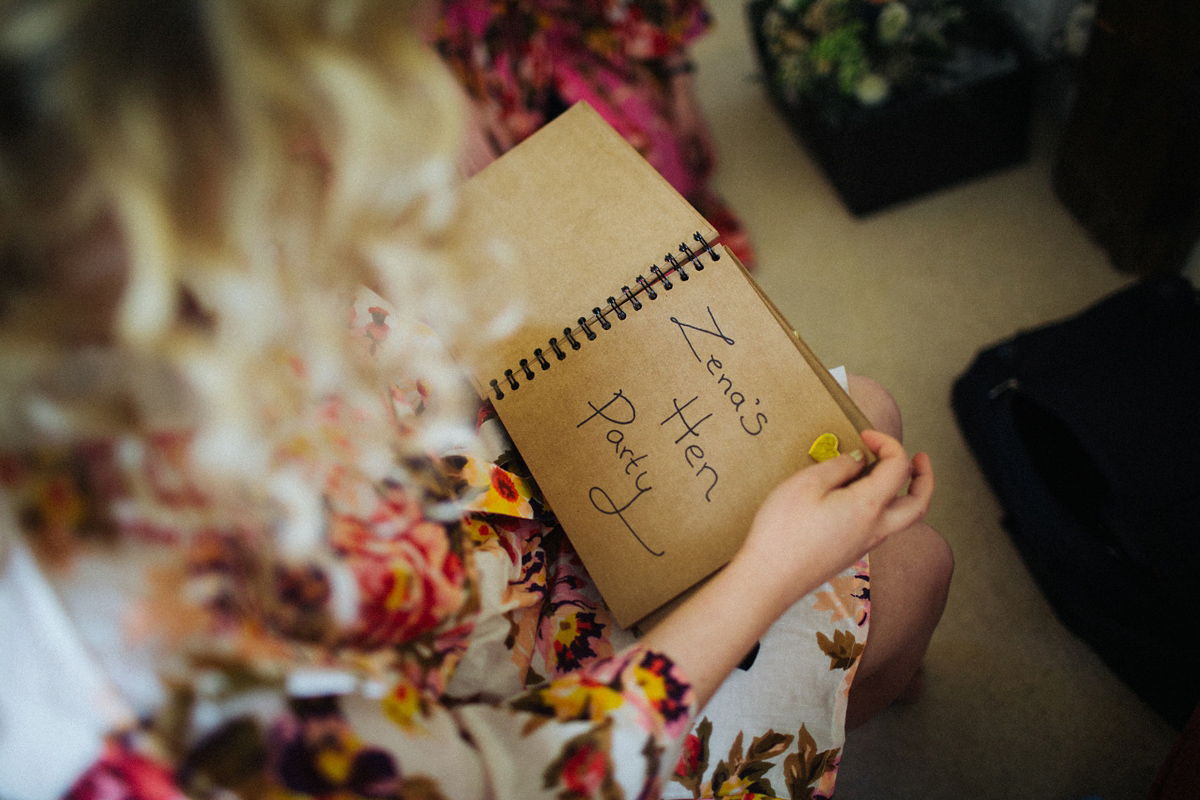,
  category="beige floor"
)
[691,2,1184,798]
